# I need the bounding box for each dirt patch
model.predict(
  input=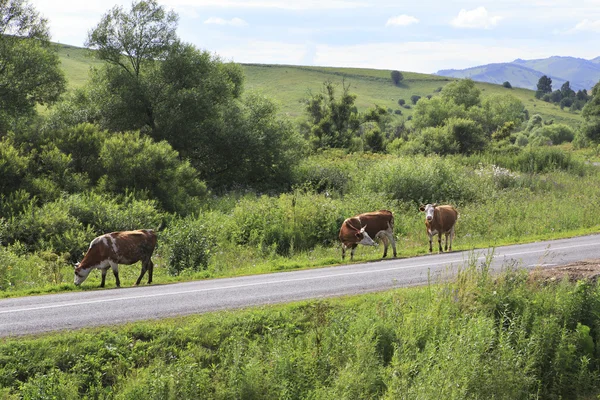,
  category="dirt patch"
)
[529,259,600,283]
